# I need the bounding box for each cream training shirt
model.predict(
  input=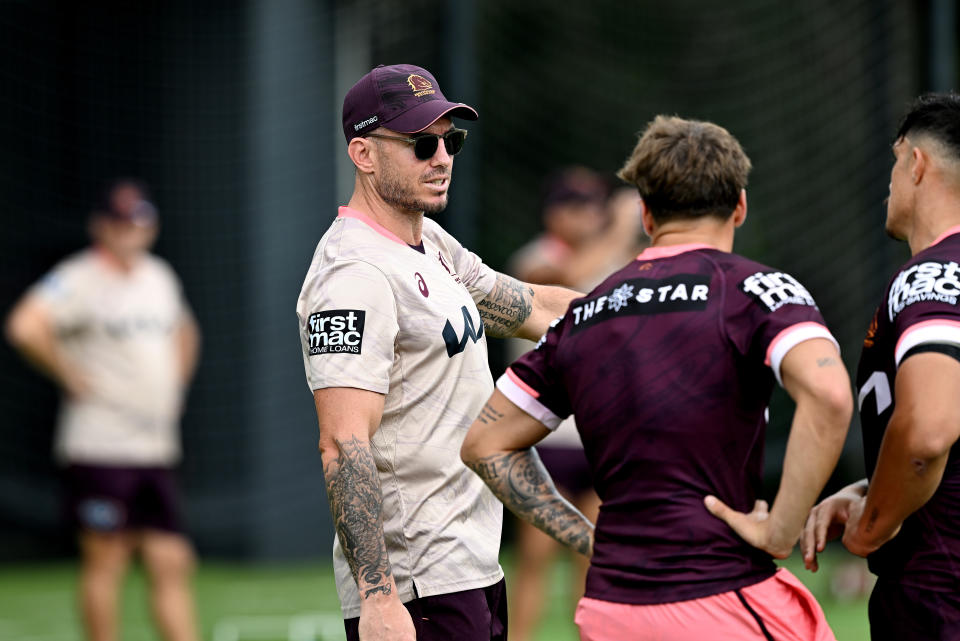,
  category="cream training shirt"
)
[34,249,187,466]
[297,207,504,618]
